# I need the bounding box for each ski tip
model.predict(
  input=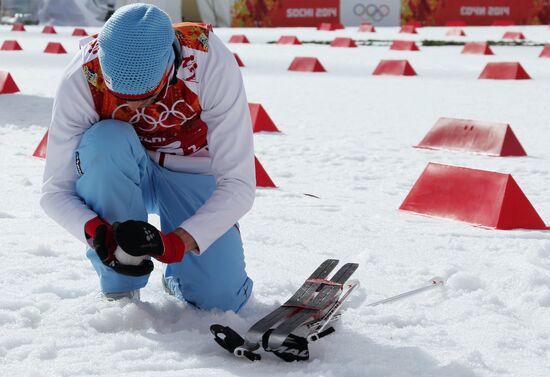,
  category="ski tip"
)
[430,277,445,286]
